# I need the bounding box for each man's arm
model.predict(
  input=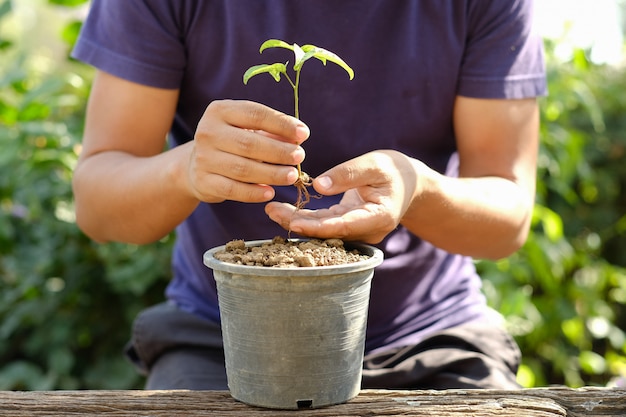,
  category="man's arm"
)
[400,96,539,259]
[73,71,309,244]
[266,96,539,260]
[73,71,195,244]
